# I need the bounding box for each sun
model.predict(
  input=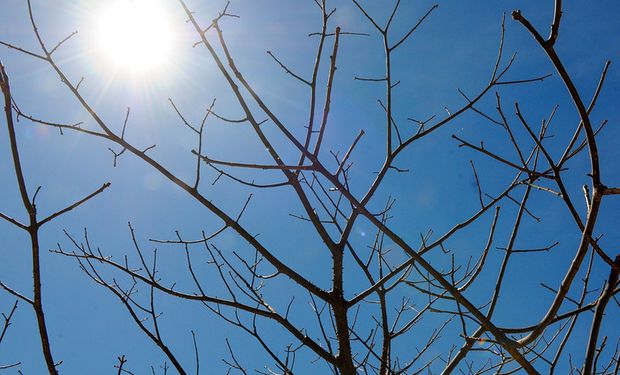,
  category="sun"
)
[96,0,174,74]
